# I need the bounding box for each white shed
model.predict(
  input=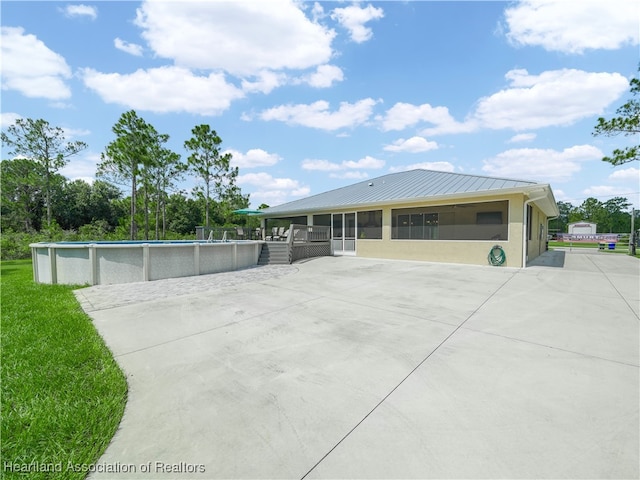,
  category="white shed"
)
[568,222,597,234]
